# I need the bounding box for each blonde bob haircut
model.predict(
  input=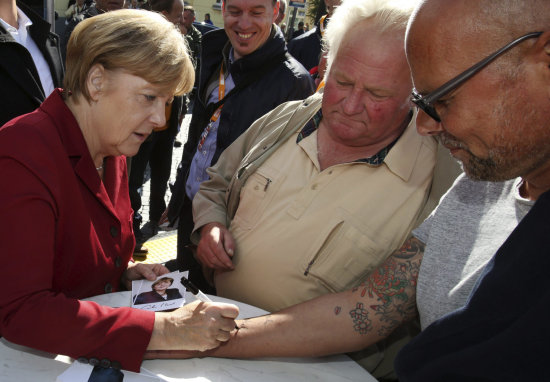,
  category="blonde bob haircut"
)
[323,0,420,80]
[64,9,194,102]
